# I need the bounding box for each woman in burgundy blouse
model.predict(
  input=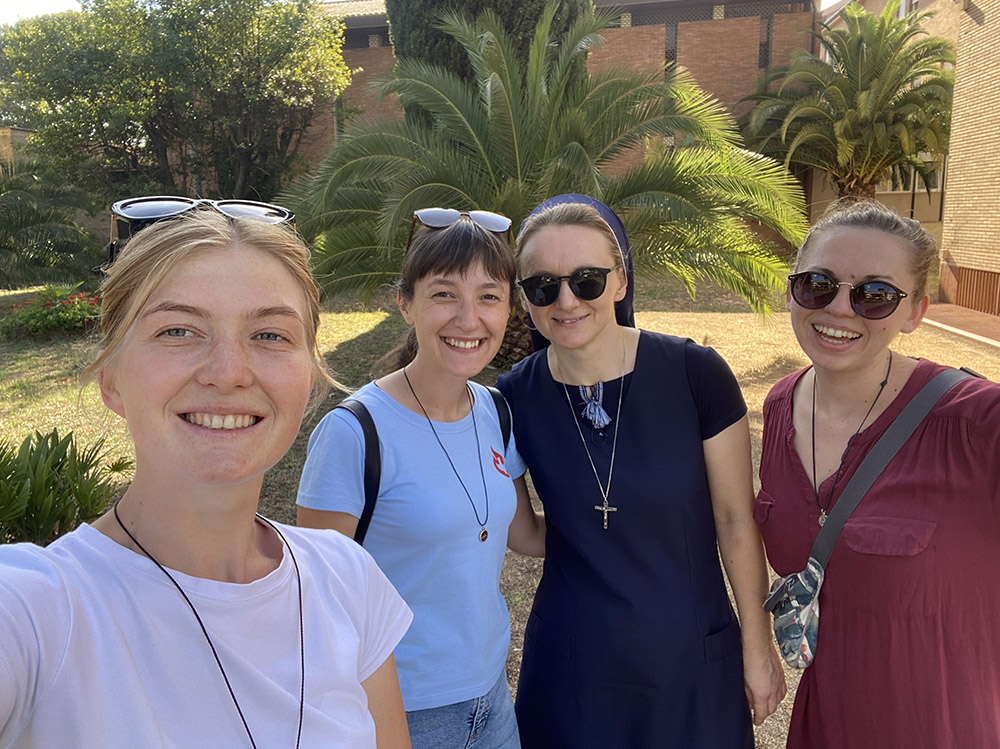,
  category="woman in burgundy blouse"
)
[757,200,1000,748]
